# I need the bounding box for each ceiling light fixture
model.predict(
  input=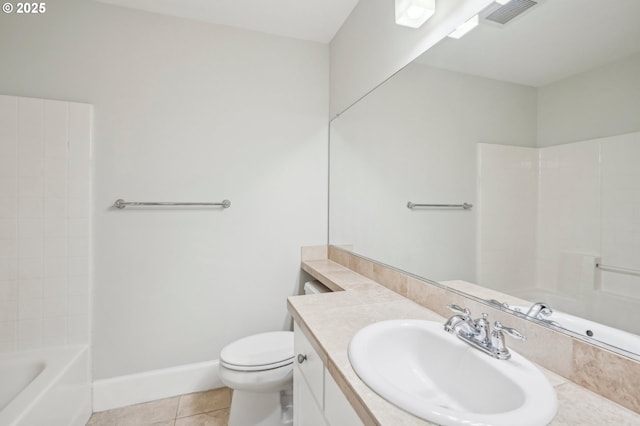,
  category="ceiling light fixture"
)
[395,0,436,29]
[495,0,514,4]
[448,14,479,39]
